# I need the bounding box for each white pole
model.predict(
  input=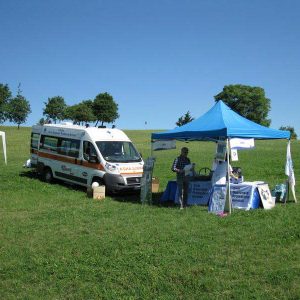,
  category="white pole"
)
[0,131,7,165]
[226,138,231,214]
